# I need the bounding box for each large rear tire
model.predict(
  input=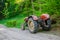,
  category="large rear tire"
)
[28,18,38,33]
